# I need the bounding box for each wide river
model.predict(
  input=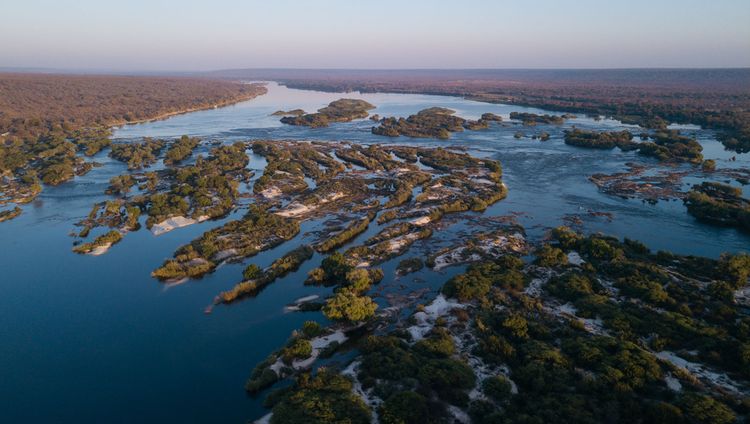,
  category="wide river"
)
[1,82,748,423]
